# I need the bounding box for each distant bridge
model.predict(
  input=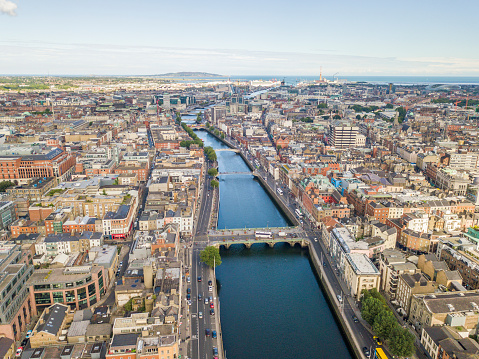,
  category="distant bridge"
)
[218,171,254,176]
[215,148,240,153]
